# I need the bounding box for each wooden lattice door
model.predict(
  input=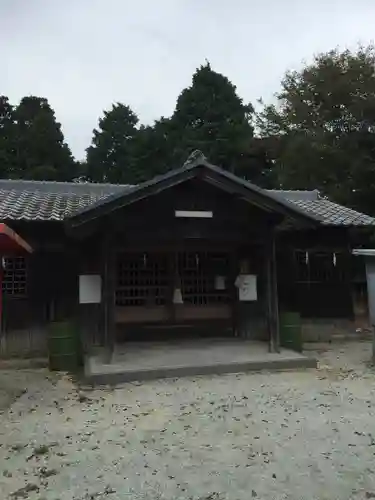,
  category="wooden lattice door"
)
[115,249,233,325]
[116,252,169,307]
[177,251,231,306]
